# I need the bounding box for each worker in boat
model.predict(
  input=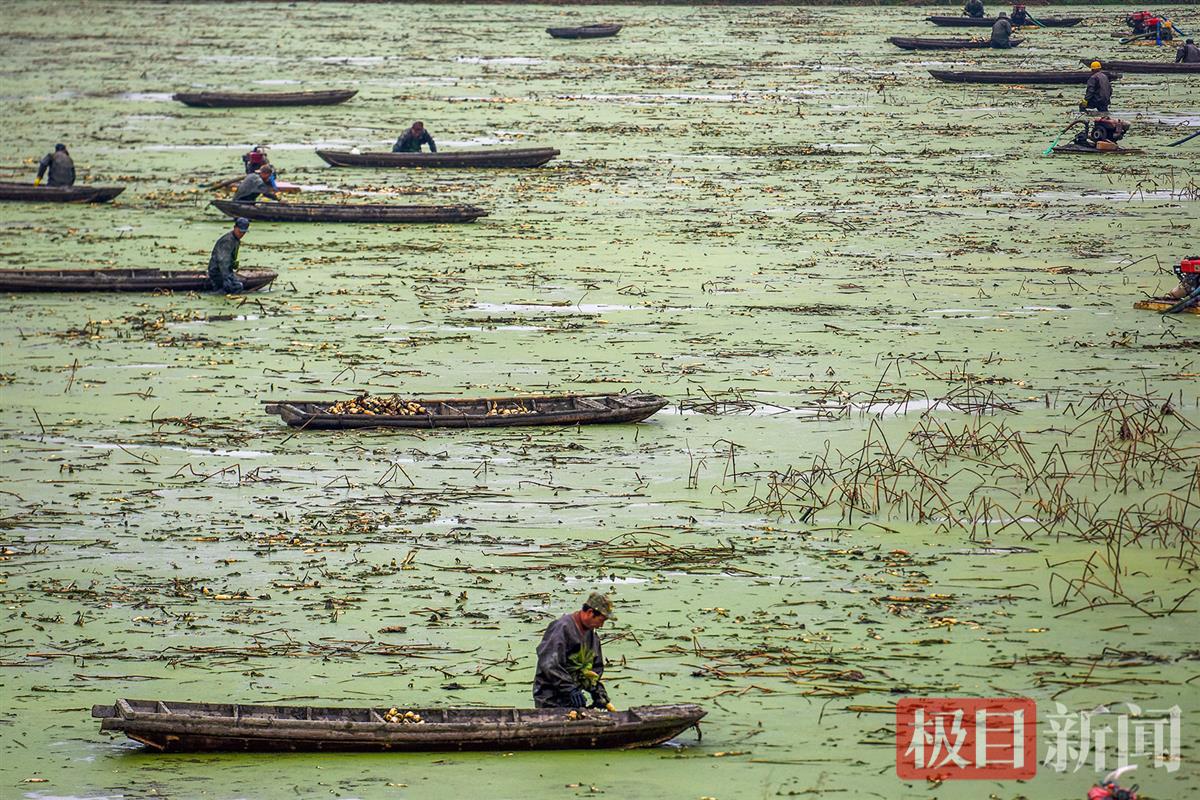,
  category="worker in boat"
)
[233,165,281,204]
[1177,39,1200,63]
[392,121,437,153]
[991,12,1013,48]
[34,143,75,187]
[963,0,986,19]
[1010,4,1032,26]
[533,592,615,711]
[207,217,249,295]
[242,145,270,174]
[1081,62,1112,113]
